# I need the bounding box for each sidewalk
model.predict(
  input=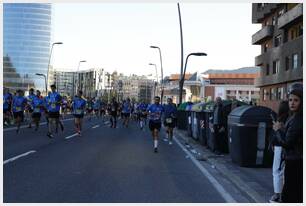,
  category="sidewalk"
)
[174,129,274,203]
